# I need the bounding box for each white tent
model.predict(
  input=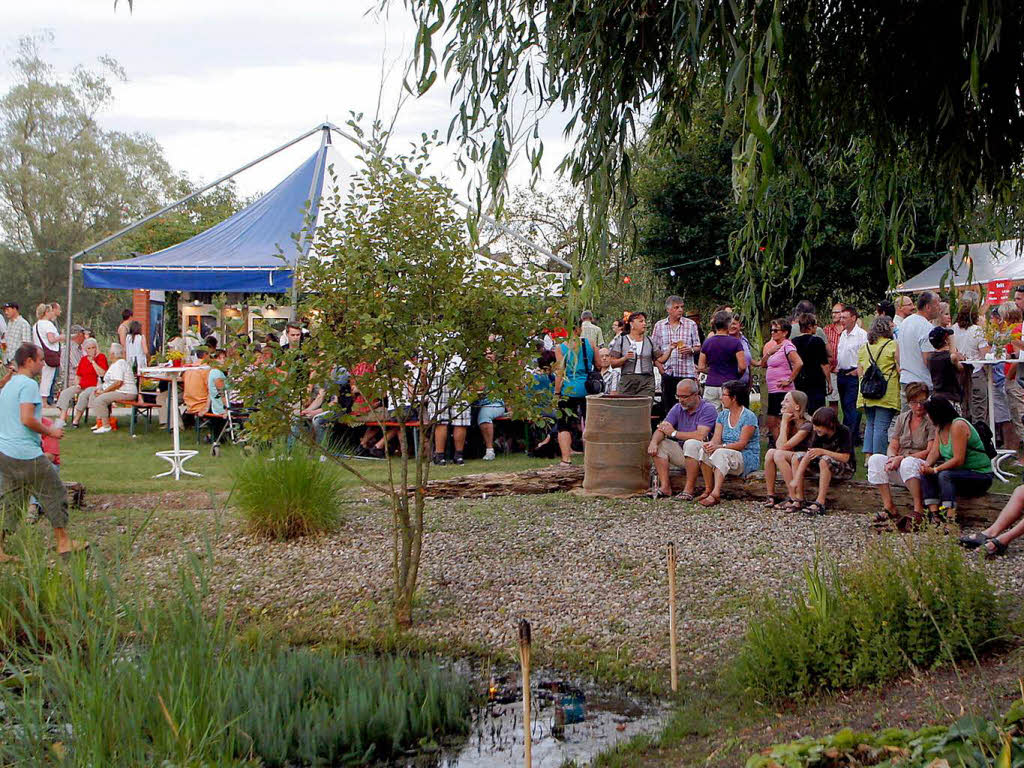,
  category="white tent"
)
[897,239,1024,292]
